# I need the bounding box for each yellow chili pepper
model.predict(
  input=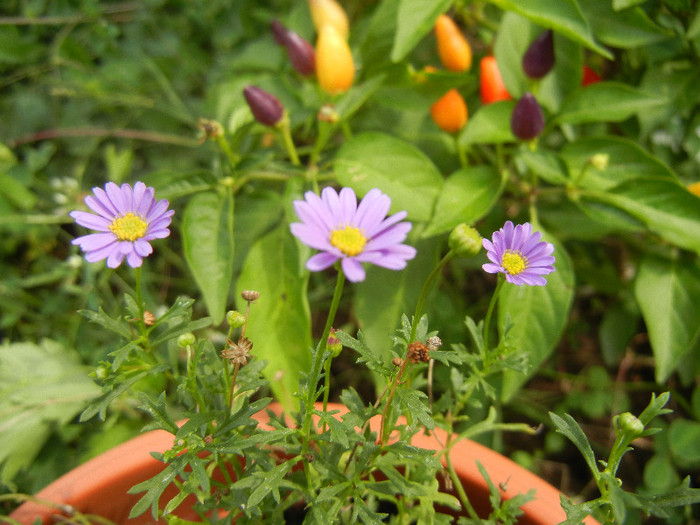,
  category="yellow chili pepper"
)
[316,24,355,95]
[308,0,349,39]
